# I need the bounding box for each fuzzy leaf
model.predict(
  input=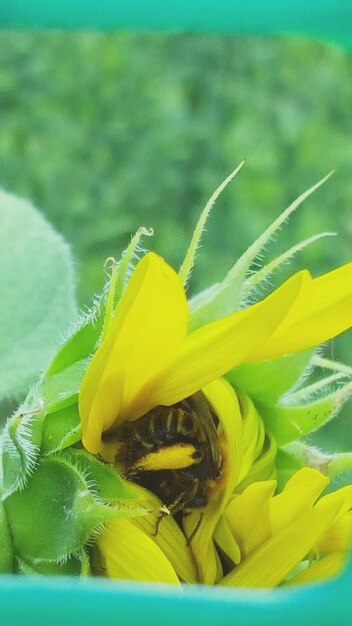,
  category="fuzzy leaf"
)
[46,228,153,377]
[17,552,89,576]
[240,232,335,300]
[227,349,314,403]
[4,457,130,561]
[189,280,243,331]
[179,162,244,288]
[41,405,81,455]
[46,319,101,377]
[259,383,352,446]
[189,173,333,330]
[0,191,77,399]
[275,447,309,492]
[1,409,45,499]
[42,357,90,414]
[102,227,154,340]
[276,441,352,493]
[64,448,137,502]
